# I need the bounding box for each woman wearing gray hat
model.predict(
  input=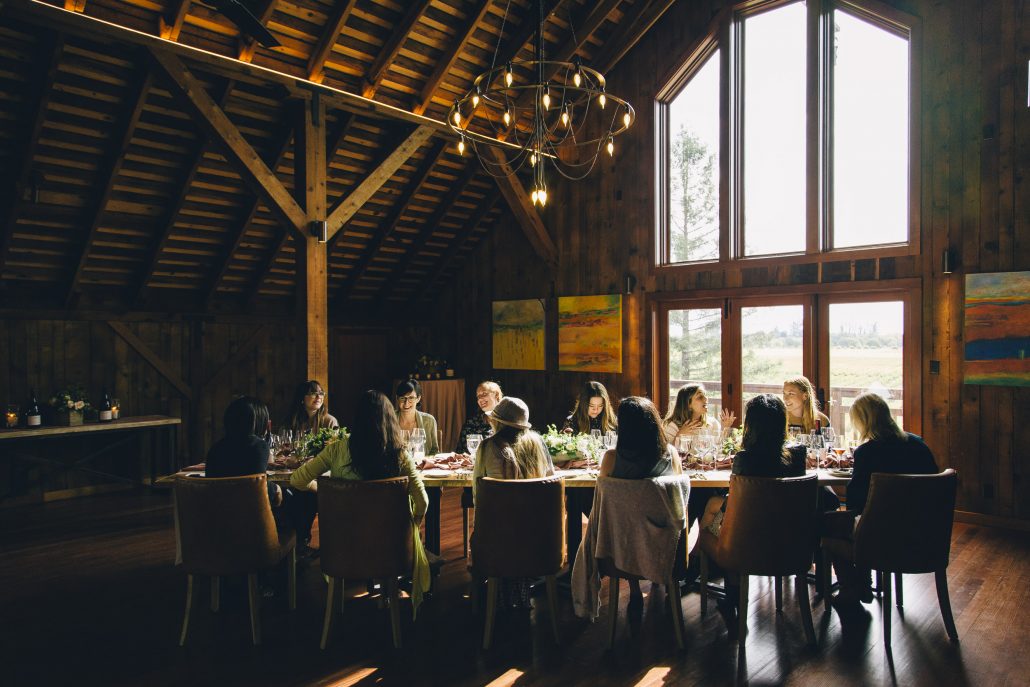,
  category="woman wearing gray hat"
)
[470,396,555,507]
